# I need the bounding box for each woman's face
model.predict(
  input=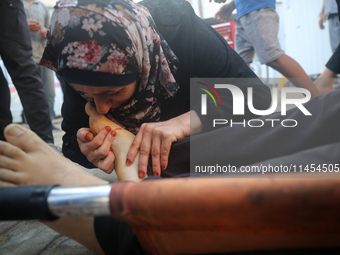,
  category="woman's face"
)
[71,81,137,115]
